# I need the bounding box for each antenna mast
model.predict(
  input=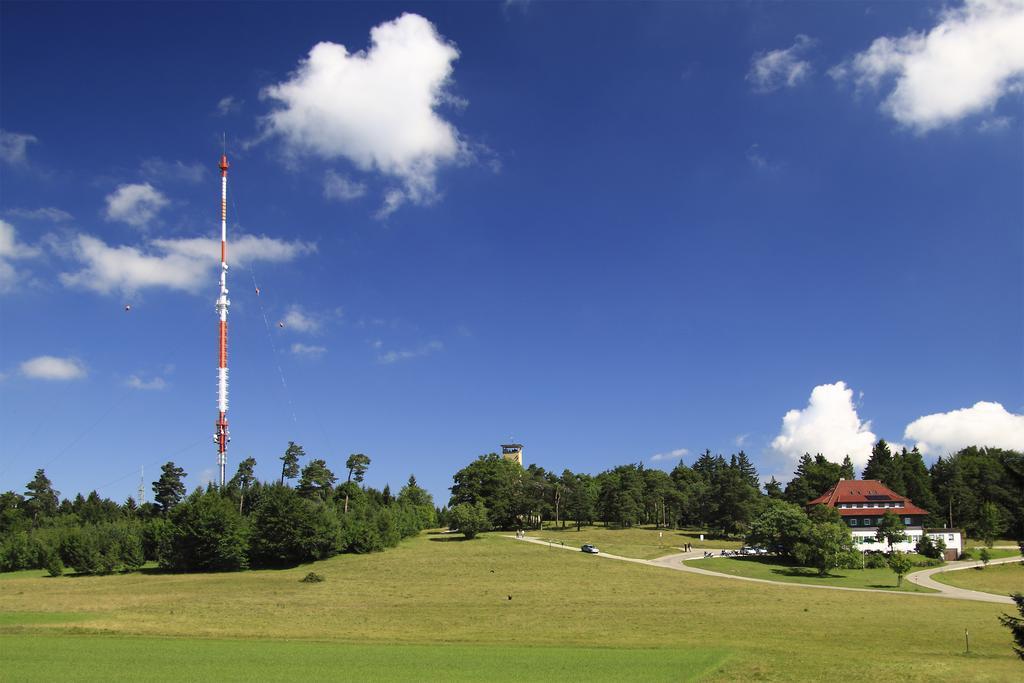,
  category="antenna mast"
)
[137,465,145,505]
[214,152,231,487]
